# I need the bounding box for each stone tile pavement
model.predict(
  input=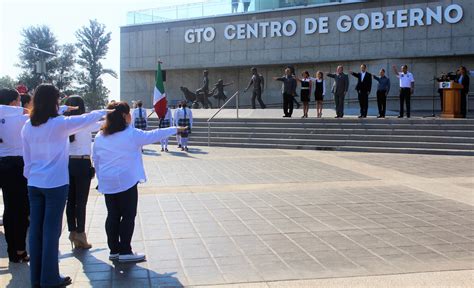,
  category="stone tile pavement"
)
[1,146,473,287]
